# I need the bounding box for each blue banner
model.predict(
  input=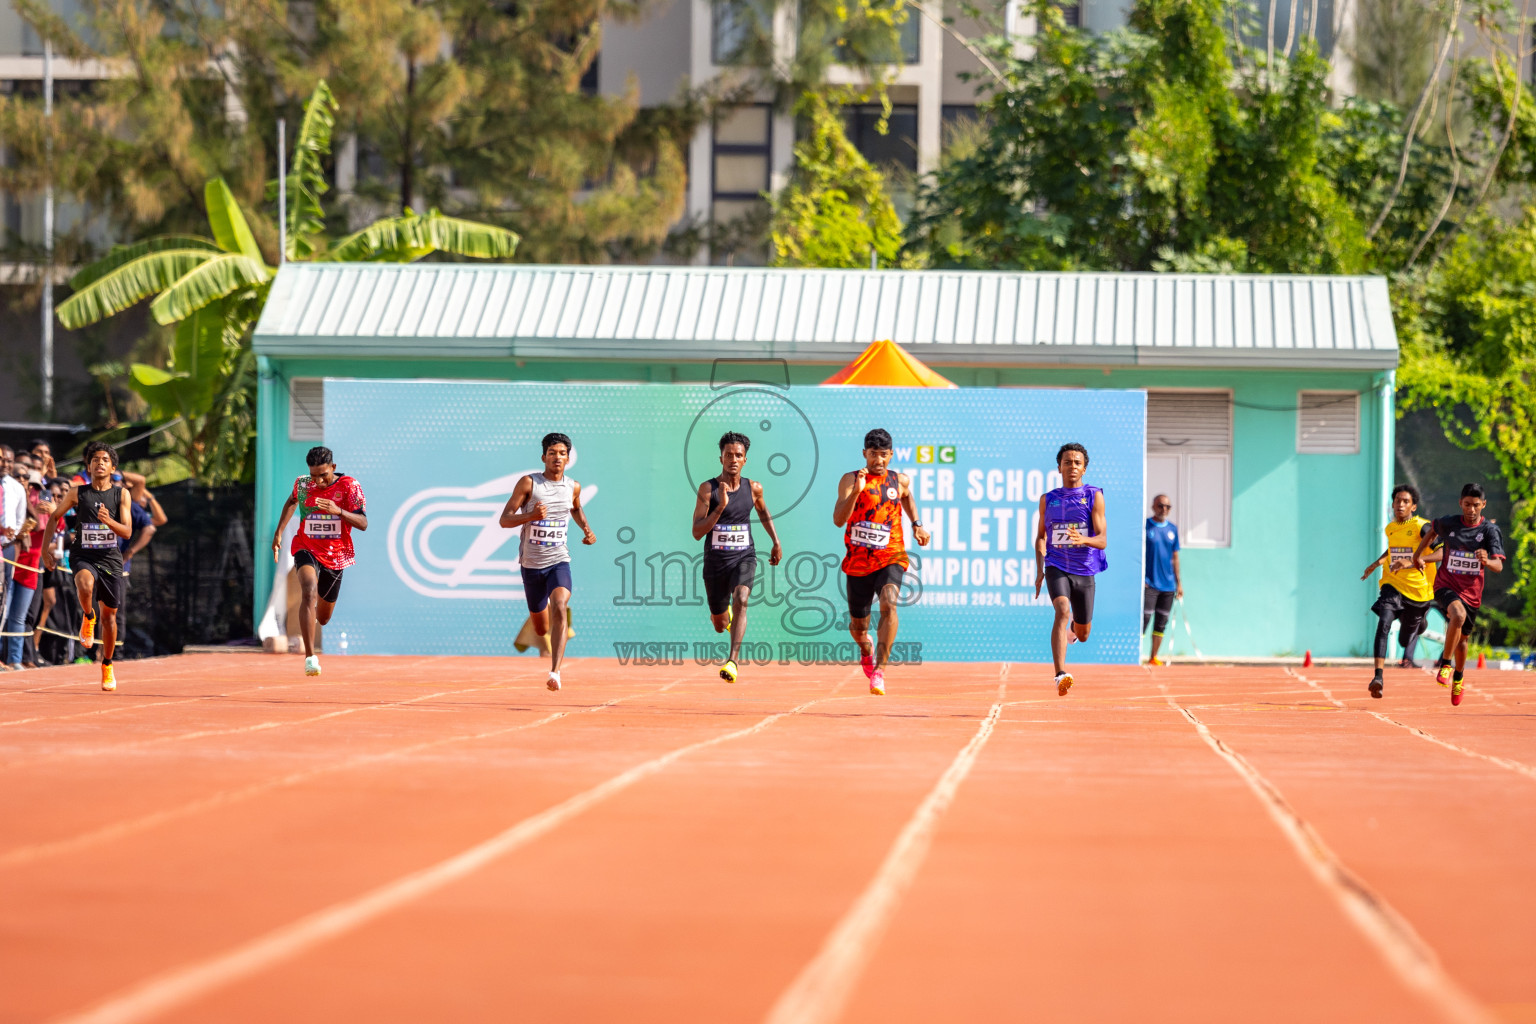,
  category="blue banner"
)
[320,379,1146,663]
